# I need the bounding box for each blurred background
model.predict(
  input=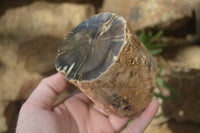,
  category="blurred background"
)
[0,0,200,132]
